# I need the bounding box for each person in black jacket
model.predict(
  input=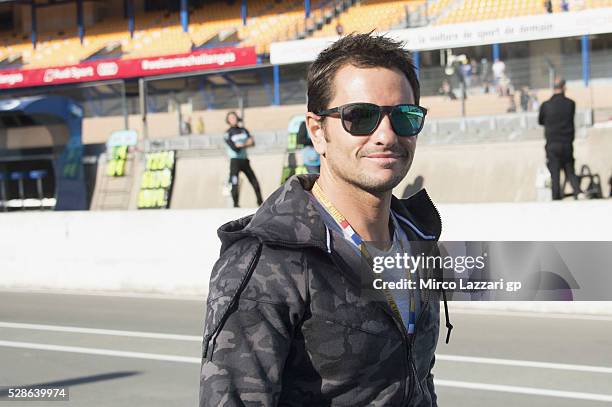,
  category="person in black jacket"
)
[201,33,448,406]
[224,111,263,207]
[538,78,582,200]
